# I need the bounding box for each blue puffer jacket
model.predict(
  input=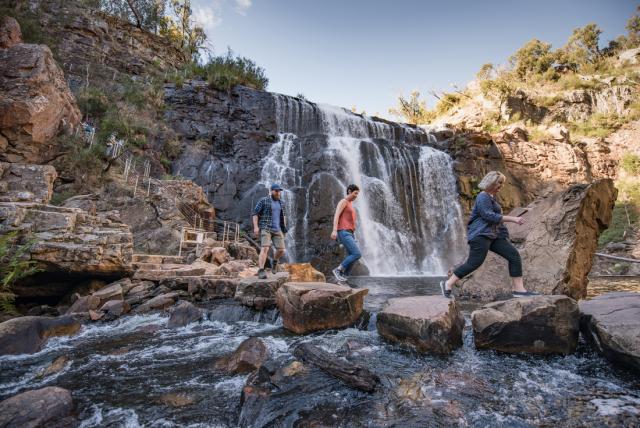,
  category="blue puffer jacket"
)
[466,191,508,242]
